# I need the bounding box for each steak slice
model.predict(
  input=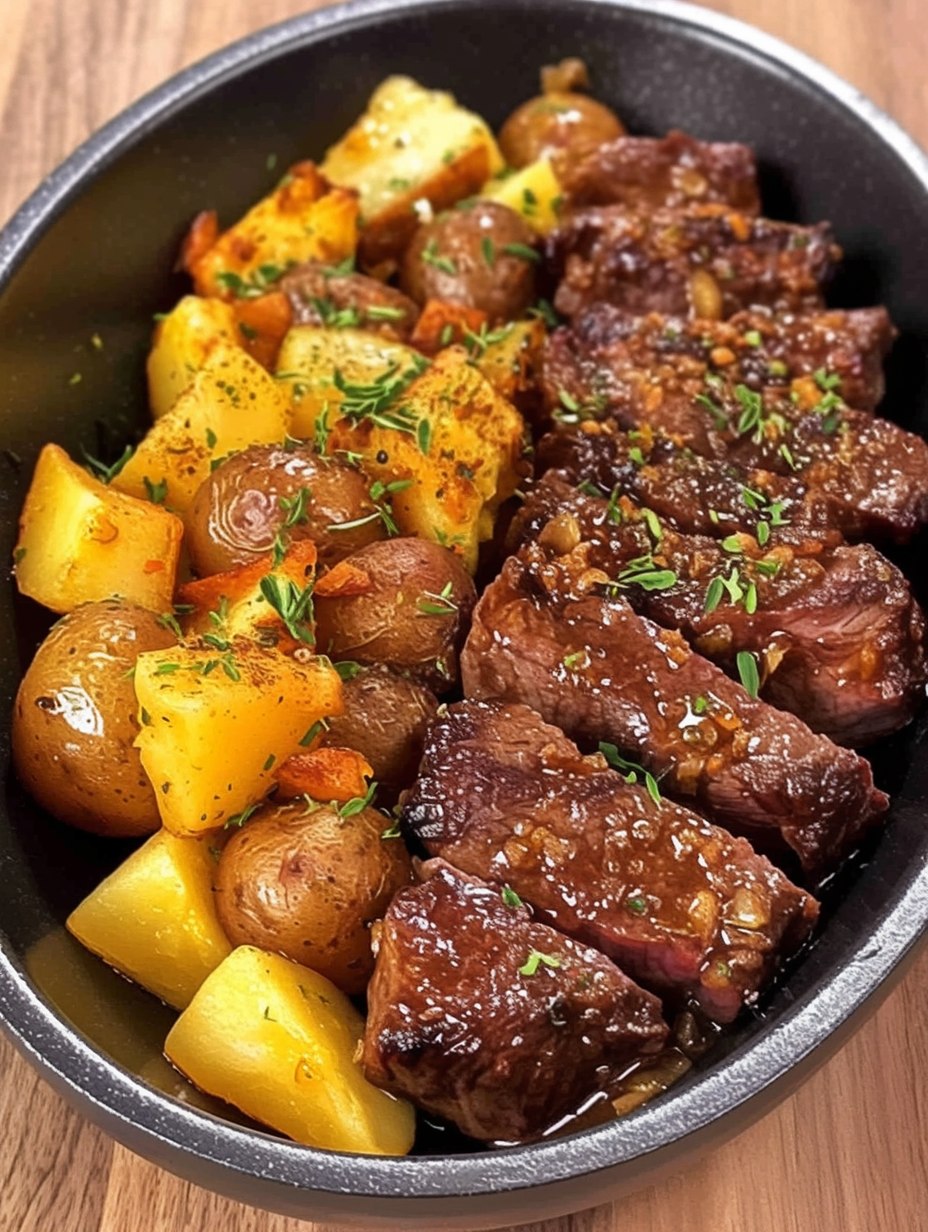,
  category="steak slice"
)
[536,422,845,549]
[360,861,668,1142]
[541,325,928,541]
[550,303,895,412]
[403,701,819,1023]
[461,547,888,877]
[511,474,927,746]
[546,204,841,319]
[279,260,419,341]
[560,131,761,215]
